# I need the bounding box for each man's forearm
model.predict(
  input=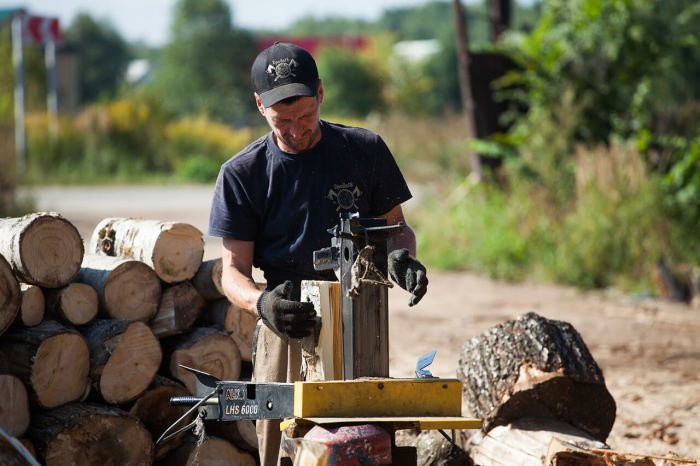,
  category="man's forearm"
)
[388,223,417,257]
[221,268,263,317]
